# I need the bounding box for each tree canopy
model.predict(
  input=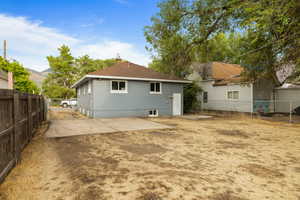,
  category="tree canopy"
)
[145,0,300,82]
[42,45,120,99]
[0,56,40,93]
